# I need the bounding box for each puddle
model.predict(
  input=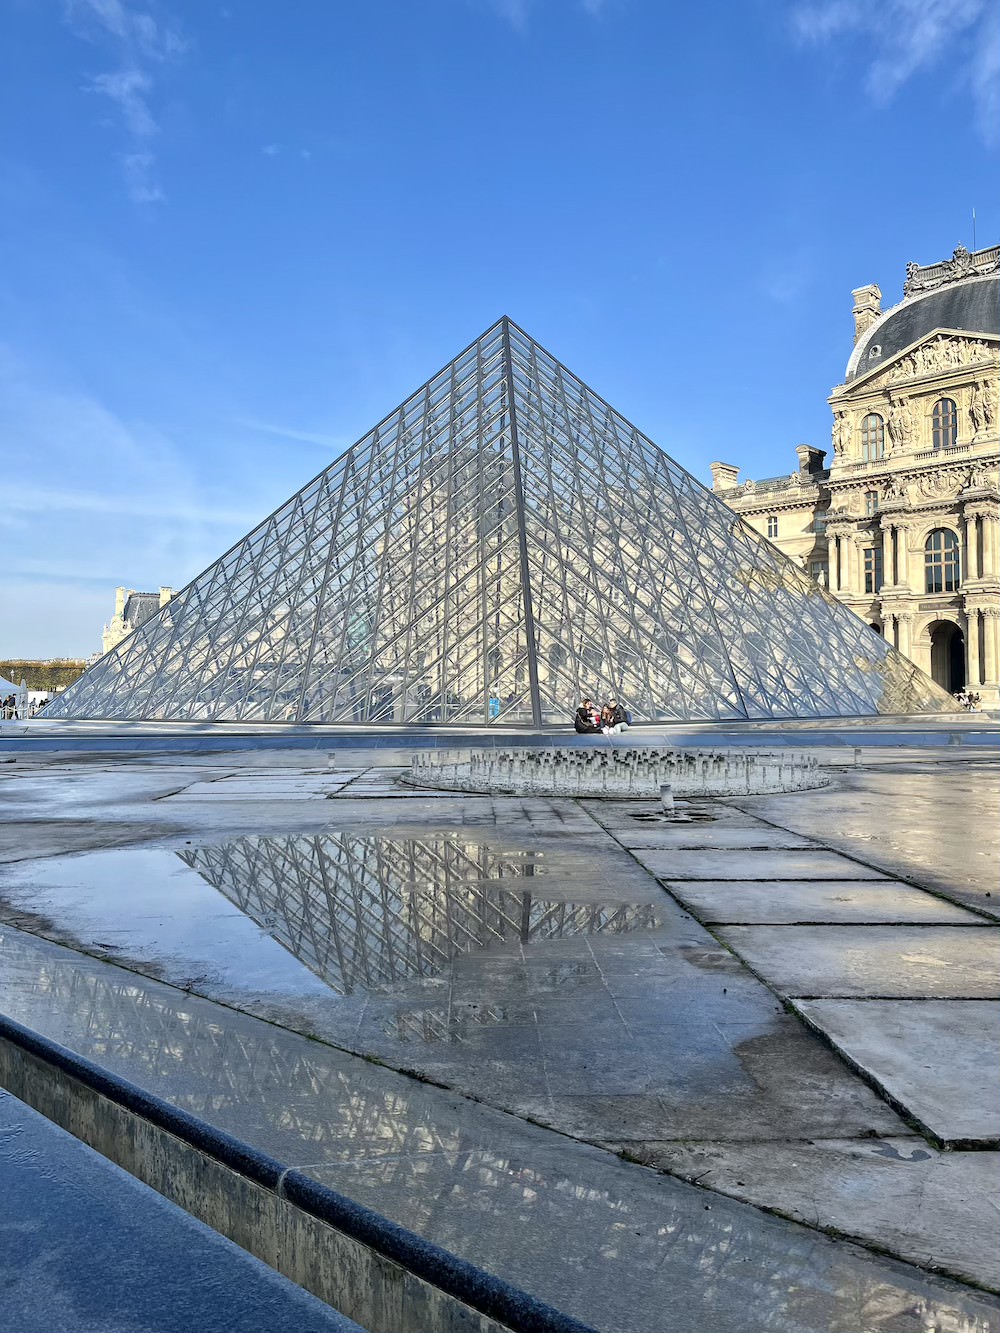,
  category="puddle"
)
[0,831,660,1002]
[180,831,659,995]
